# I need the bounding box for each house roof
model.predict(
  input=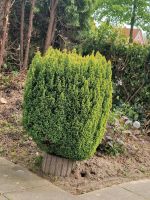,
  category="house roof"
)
[121,27,142,40]
[120,27,145,44]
